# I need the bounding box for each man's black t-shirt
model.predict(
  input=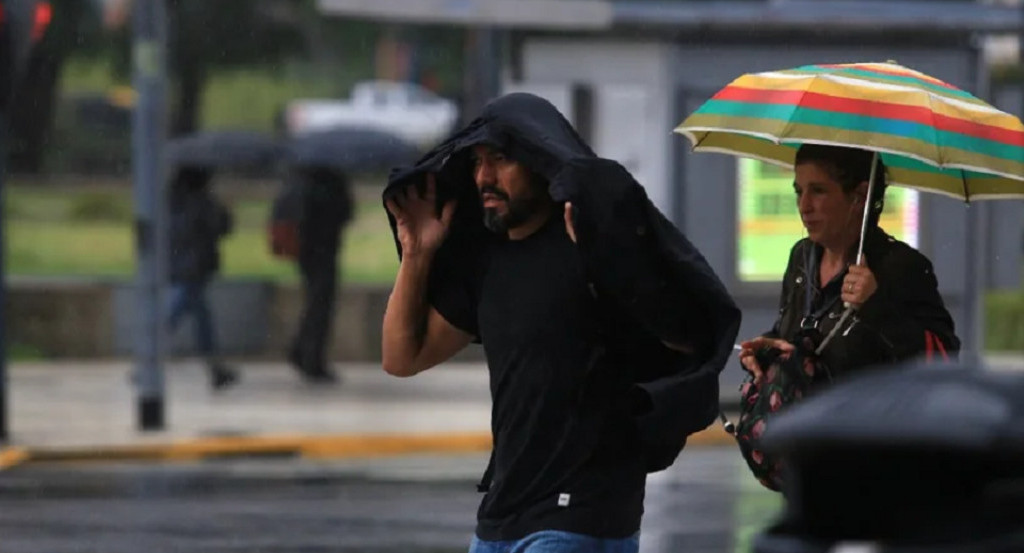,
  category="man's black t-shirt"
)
[430,216,647,541]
